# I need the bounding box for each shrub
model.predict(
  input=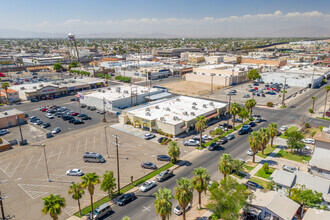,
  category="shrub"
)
[157,129,162,134]
[267,102,274,107]
[305,123,310,128]
[263,163,269,173]
[280,105,286,108]
[169,134,173,138]
[308,108,314,114]
[319,126,324,131]
[161,132,164,135]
